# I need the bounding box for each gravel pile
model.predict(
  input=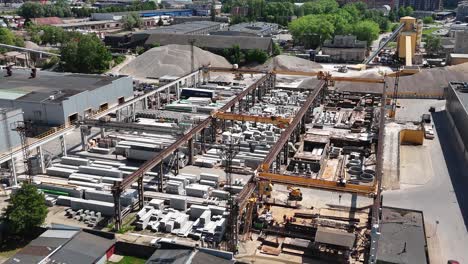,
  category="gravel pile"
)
[255,55,322,72]
[334,63,468,96]
[119,44,231,79]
